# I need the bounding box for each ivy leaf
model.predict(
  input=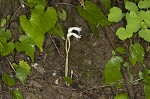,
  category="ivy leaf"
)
[144,85,150,99]
[116,27,133,40]
[129,42,144,66]
[13,90,24,99]
[13,61,31,83]
[2,73,15,87]
[125,1,138,11]
[15,35,35,62]
[20,4,58,51]
[108,7,124,22]
[77,1,110,27]
[99,0,111,11]
[114,93,129,99]
[49,23,65,40]
[138,1,150,9]
[139,29,150,42]
[104,56,123,84]
[58,9,67,20]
